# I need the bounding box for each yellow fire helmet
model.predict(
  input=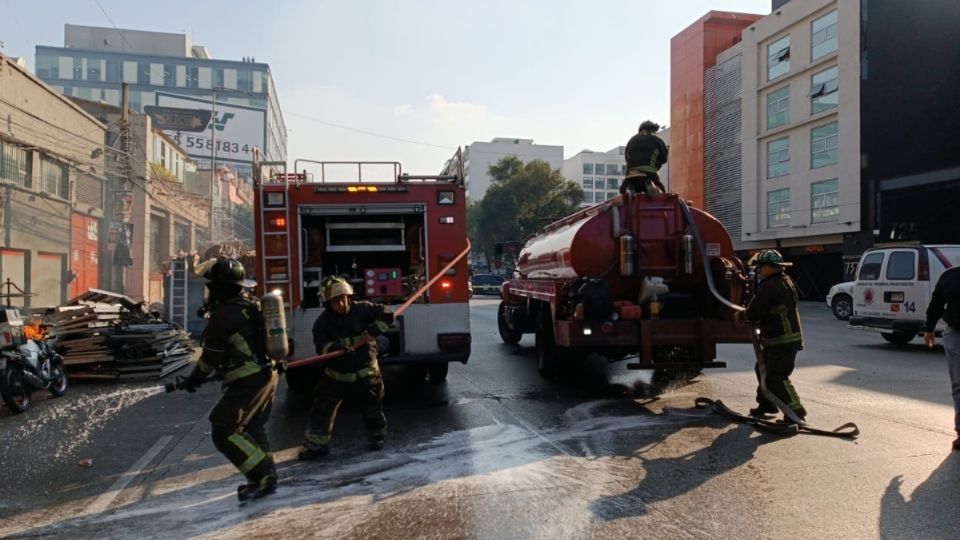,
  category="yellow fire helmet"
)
[319,276,354,302]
